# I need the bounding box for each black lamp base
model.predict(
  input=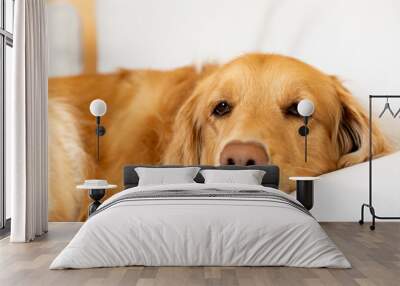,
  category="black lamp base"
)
[96,125,106,136]
[298,126,309,136]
